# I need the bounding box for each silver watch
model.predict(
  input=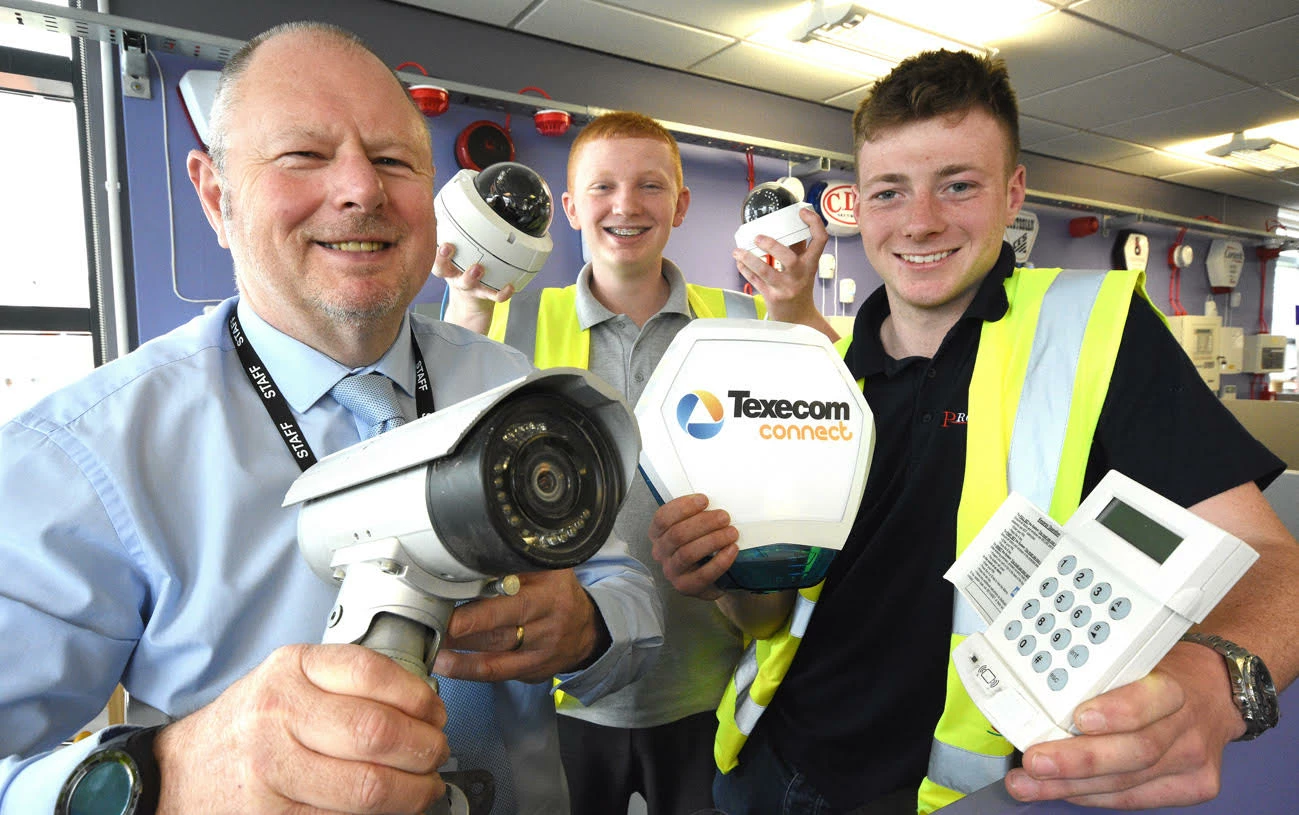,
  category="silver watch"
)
[1181,632,1280,741]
